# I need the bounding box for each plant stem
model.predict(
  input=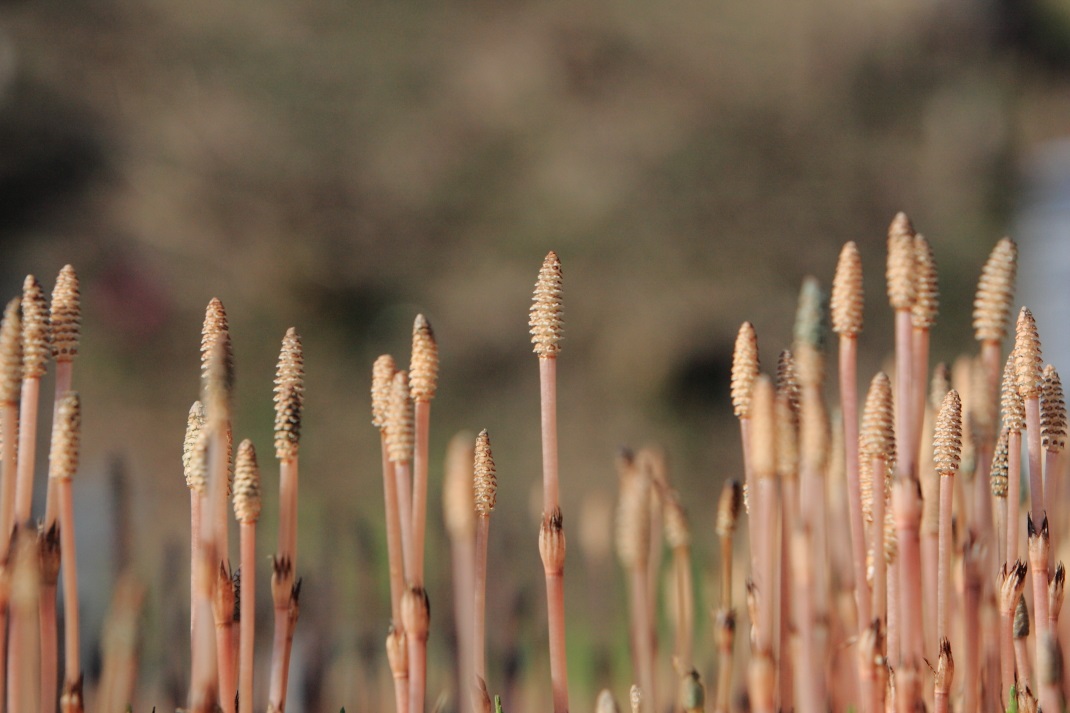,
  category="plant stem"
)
[57,479,79,703]
[962,543,982,713]
[411,399,430,585]
[1025,397,1043,525]
[239,522,255,713]
[838,338,871,629]
[1008,431,1023,563]
[395,461,415,583]
[14,376,40,524]
[871,456,887,630]
[474,515,490,681]
[937,475,953,643]
[1044,450,1059,569]
[39,583,57,713]
[673,545,694,669]
[539,358,559,513]
[380,433,405,625]
[449,525,475,713]
[279,458,298,574]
